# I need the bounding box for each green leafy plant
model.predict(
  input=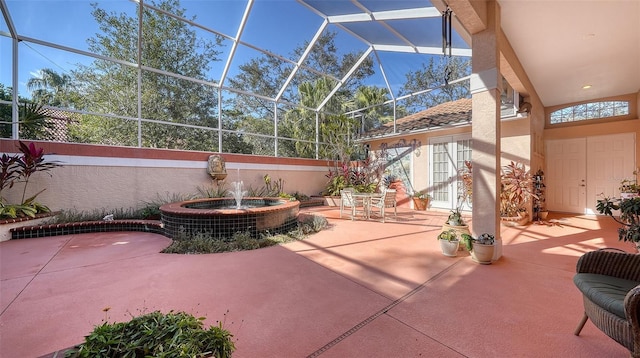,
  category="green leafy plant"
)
[596,195,640,243]
[322,158,380,196]
[412,191,431,199]
[50,207,141,223]
[322,174,348,196]
[244,174,288,197]
[139,192,195,219]
[619,168,640,194]
[447,208,465,226]
[291,191,310,202]
[162,214,328,254]
[381,174,398,189]
[437,229,459,242]
[198,181,229,198]
[65,310,235,358]
[461,233,495,251]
